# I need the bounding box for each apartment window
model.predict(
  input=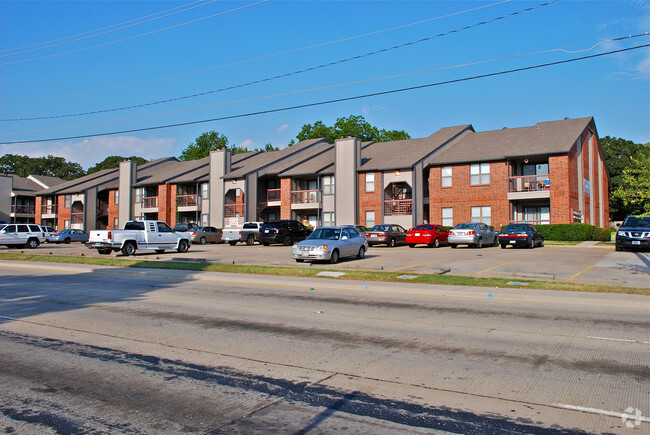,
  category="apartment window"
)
[202,214,209,225]
[470,163,490,185]
[323,212,335,226]
[64,194,71,208]
[134,188,143,205]
[365,173,375,192]
[113,218,119,229]
[365,211,375,228]
[471,206,492,225]
[64,220,70,229]
[322,176,335,195]
[442,208,453,227]
[201,182,209,199]
[441,166,452,188]
[114,190,119,205]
